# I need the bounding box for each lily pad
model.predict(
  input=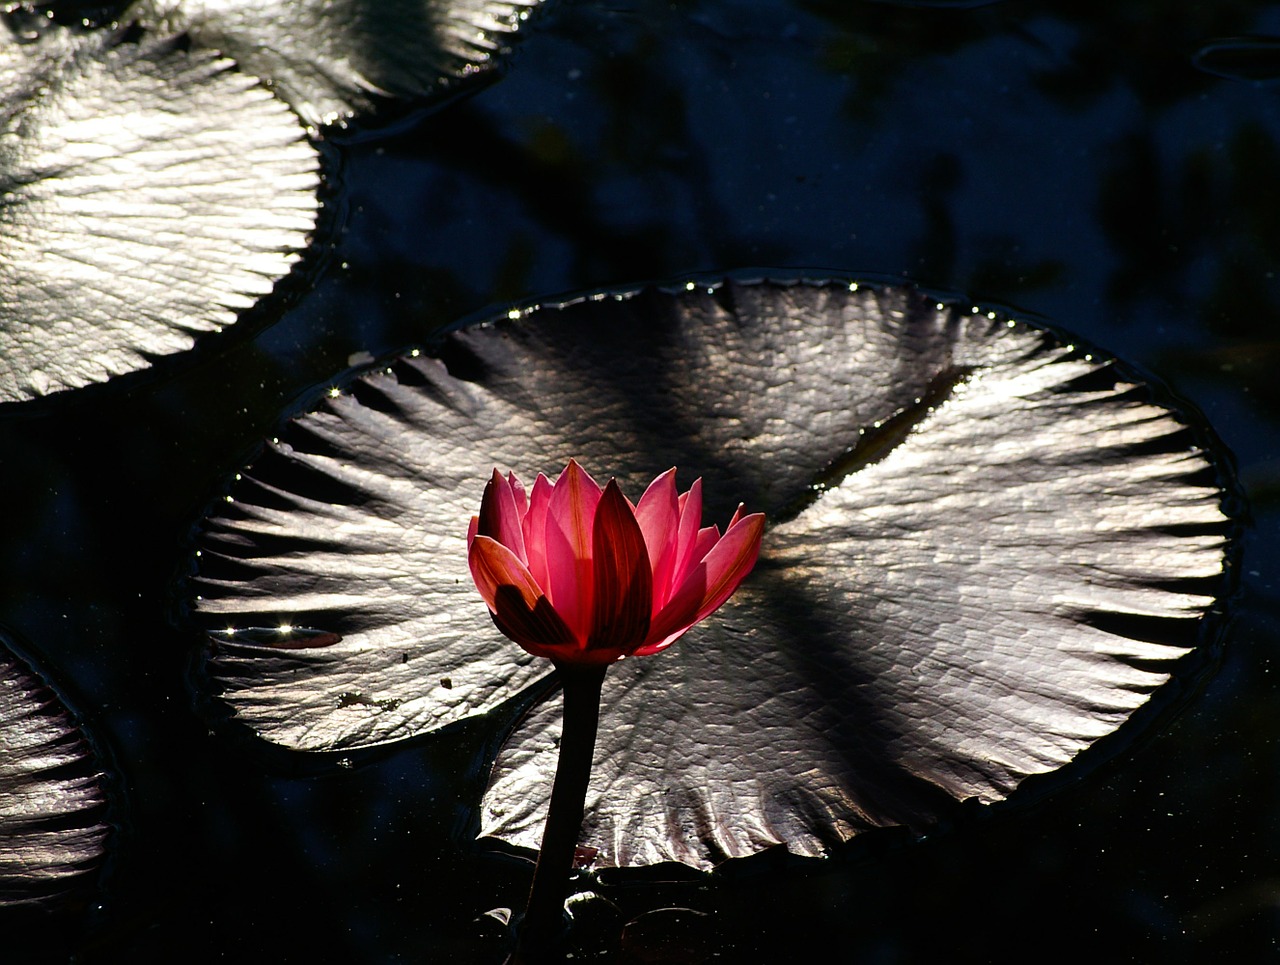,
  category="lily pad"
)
[0,0,545,403]
[0,22,318,402]
[0,644,108,905]
[134,0,547,127]
[188,278,1231,868]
